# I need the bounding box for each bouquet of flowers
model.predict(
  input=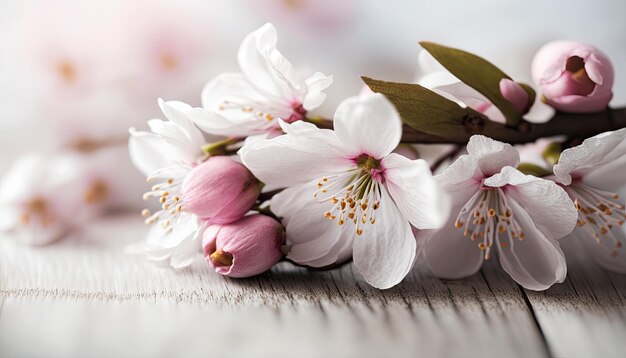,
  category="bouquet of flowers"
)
[130,23,623,290]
